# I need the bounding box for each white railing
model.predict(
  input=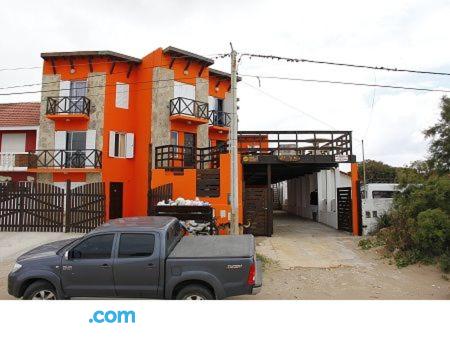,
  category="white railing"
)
[0,153,27,171]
